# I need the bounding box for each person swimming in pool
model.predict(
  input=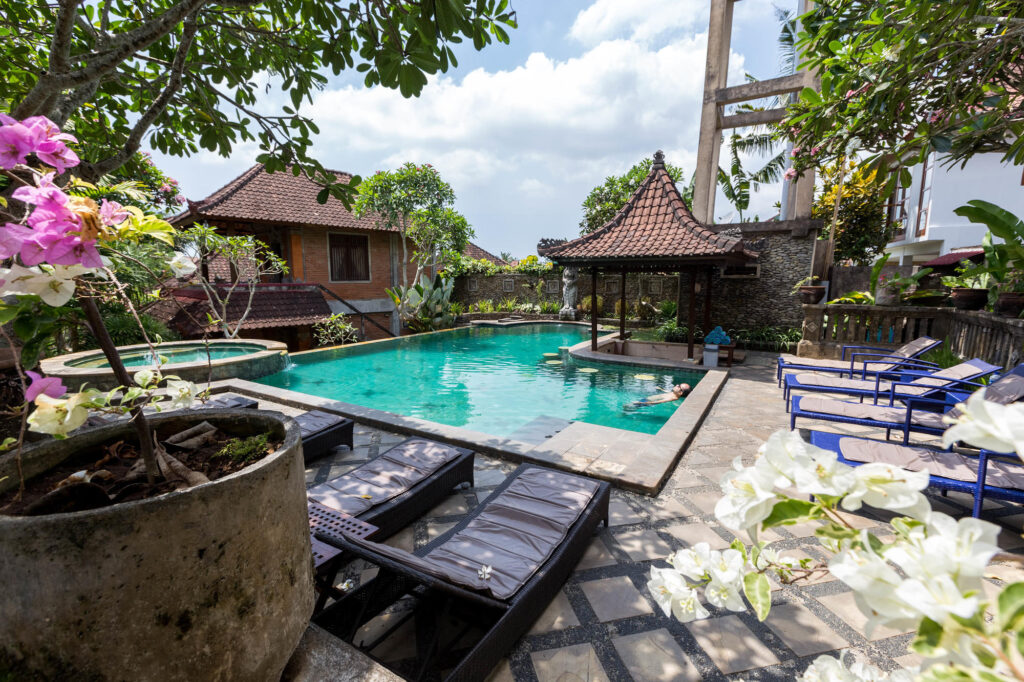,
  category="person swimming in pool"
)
[630,383,691,407]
